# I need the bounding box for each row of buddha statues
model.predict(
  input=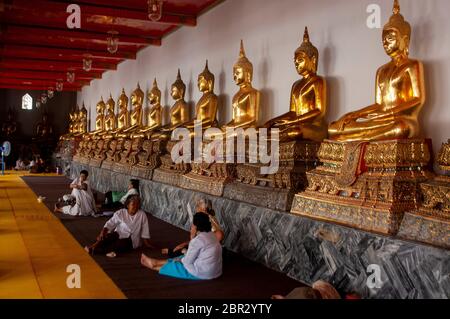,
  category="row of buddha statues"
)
[64,0,448,249]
